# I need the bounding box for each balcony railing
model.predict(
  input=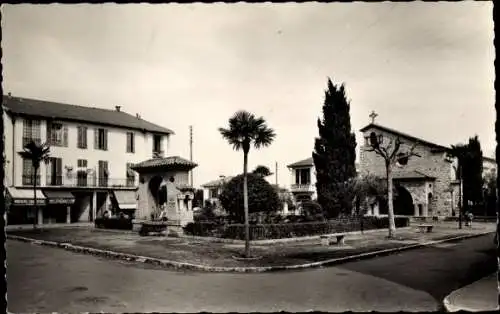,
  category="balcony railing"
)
[21,175,137,188]
[290,184,314,193]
